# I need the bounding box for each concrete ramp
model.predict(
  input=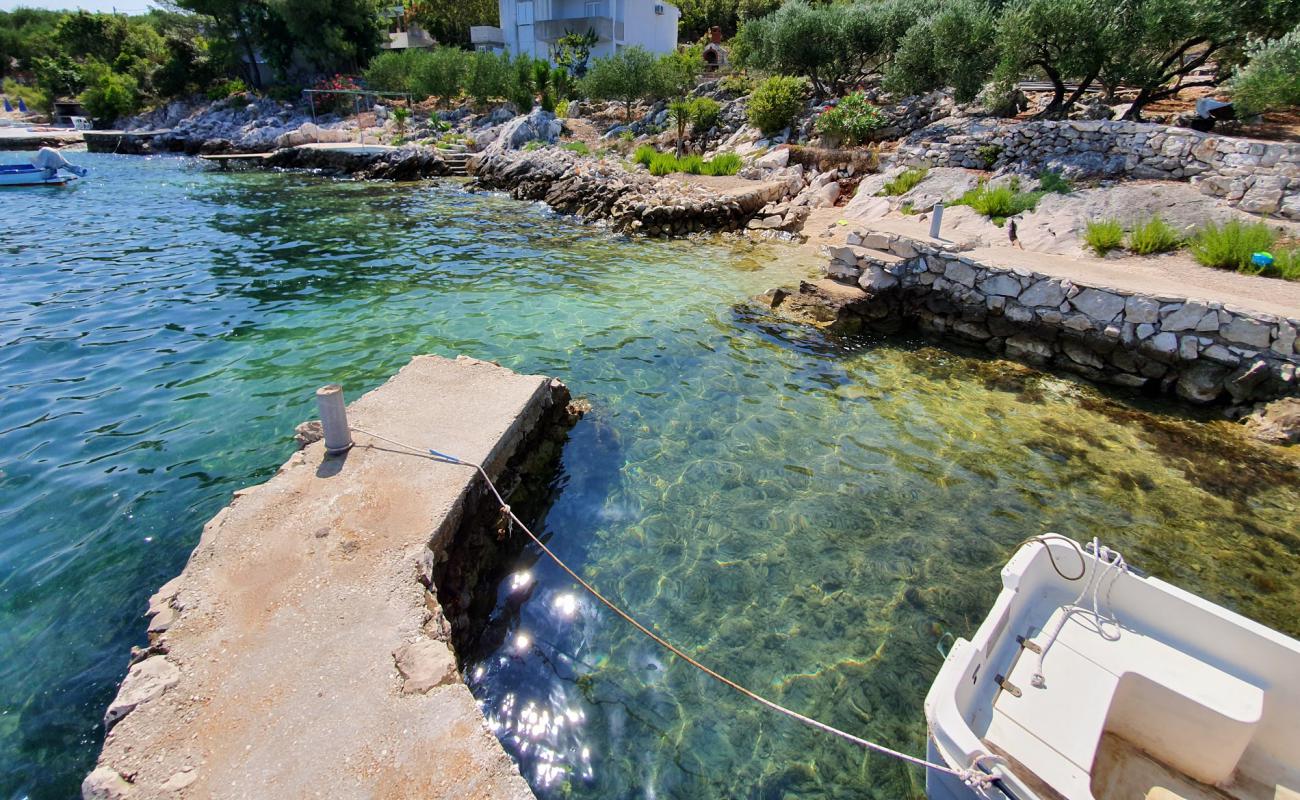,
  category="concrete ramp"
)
[85,355,569,800]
